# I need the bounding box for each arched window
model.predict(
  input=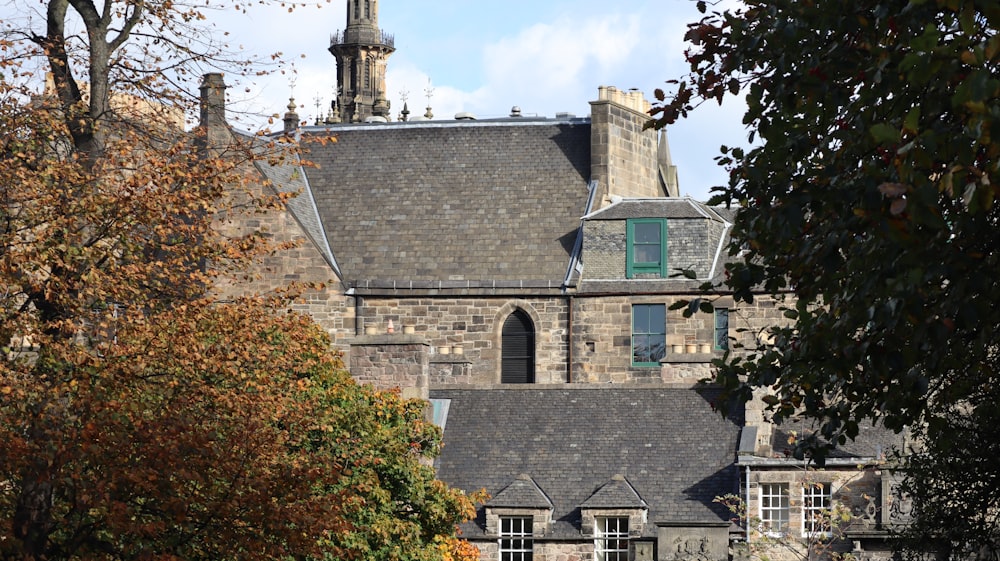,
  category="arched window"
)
[353,0,359,19]
[365,0,370,19]
[501,310,535,384]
